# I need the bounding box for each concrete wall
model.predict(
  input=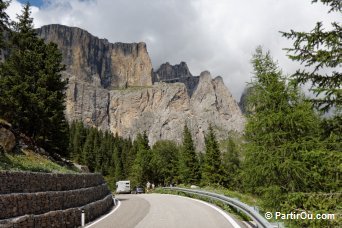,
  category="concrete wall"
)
[0,171,114,227]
